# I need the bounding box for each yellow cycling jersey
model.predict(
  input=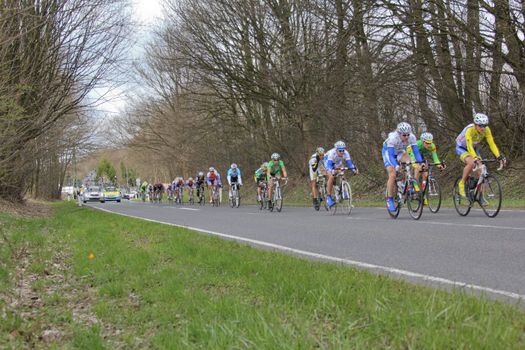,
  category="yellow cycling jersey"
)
[456,123,501,160]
